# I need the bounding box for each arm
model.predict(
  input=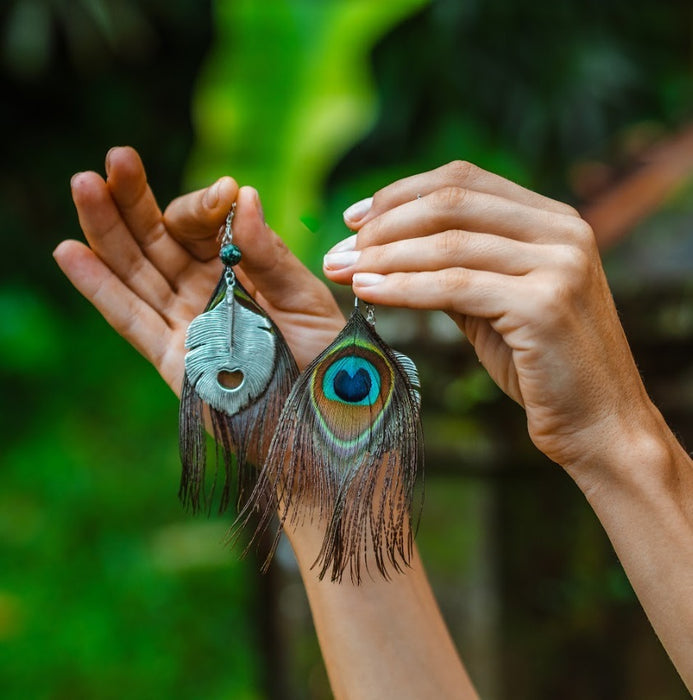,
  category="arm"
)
[54,147,477,700]
[288,527,476,699]
[323,160,693,690]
